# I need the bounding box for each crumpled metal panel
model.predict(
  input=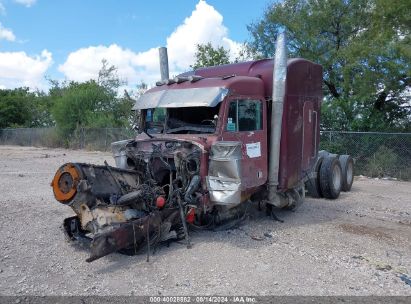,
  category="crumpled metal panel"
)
[133,87,229,110]
[207,141,242,207]
[210,141,242,159]
[209,141,242,179]
[206,176,241,207]
[208,159,241,179]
